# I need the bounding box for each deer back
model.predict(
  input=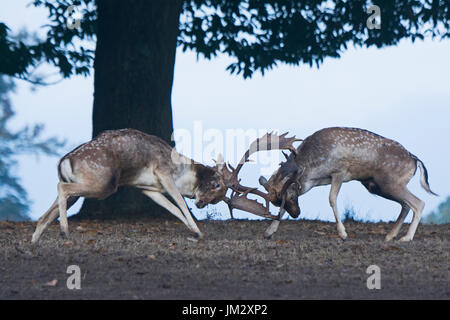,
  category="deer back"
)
[58,129,176,186]
[295,127,416,184]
